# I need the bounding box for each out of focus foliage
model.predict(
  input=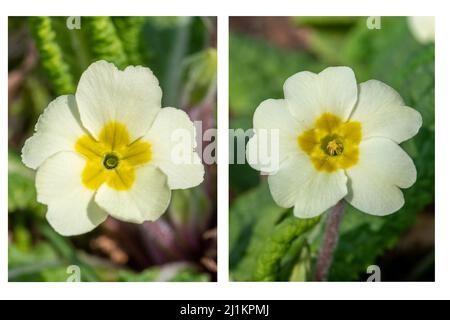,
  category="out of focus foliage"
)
[229,17,434,281]
[8,16,217,282]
